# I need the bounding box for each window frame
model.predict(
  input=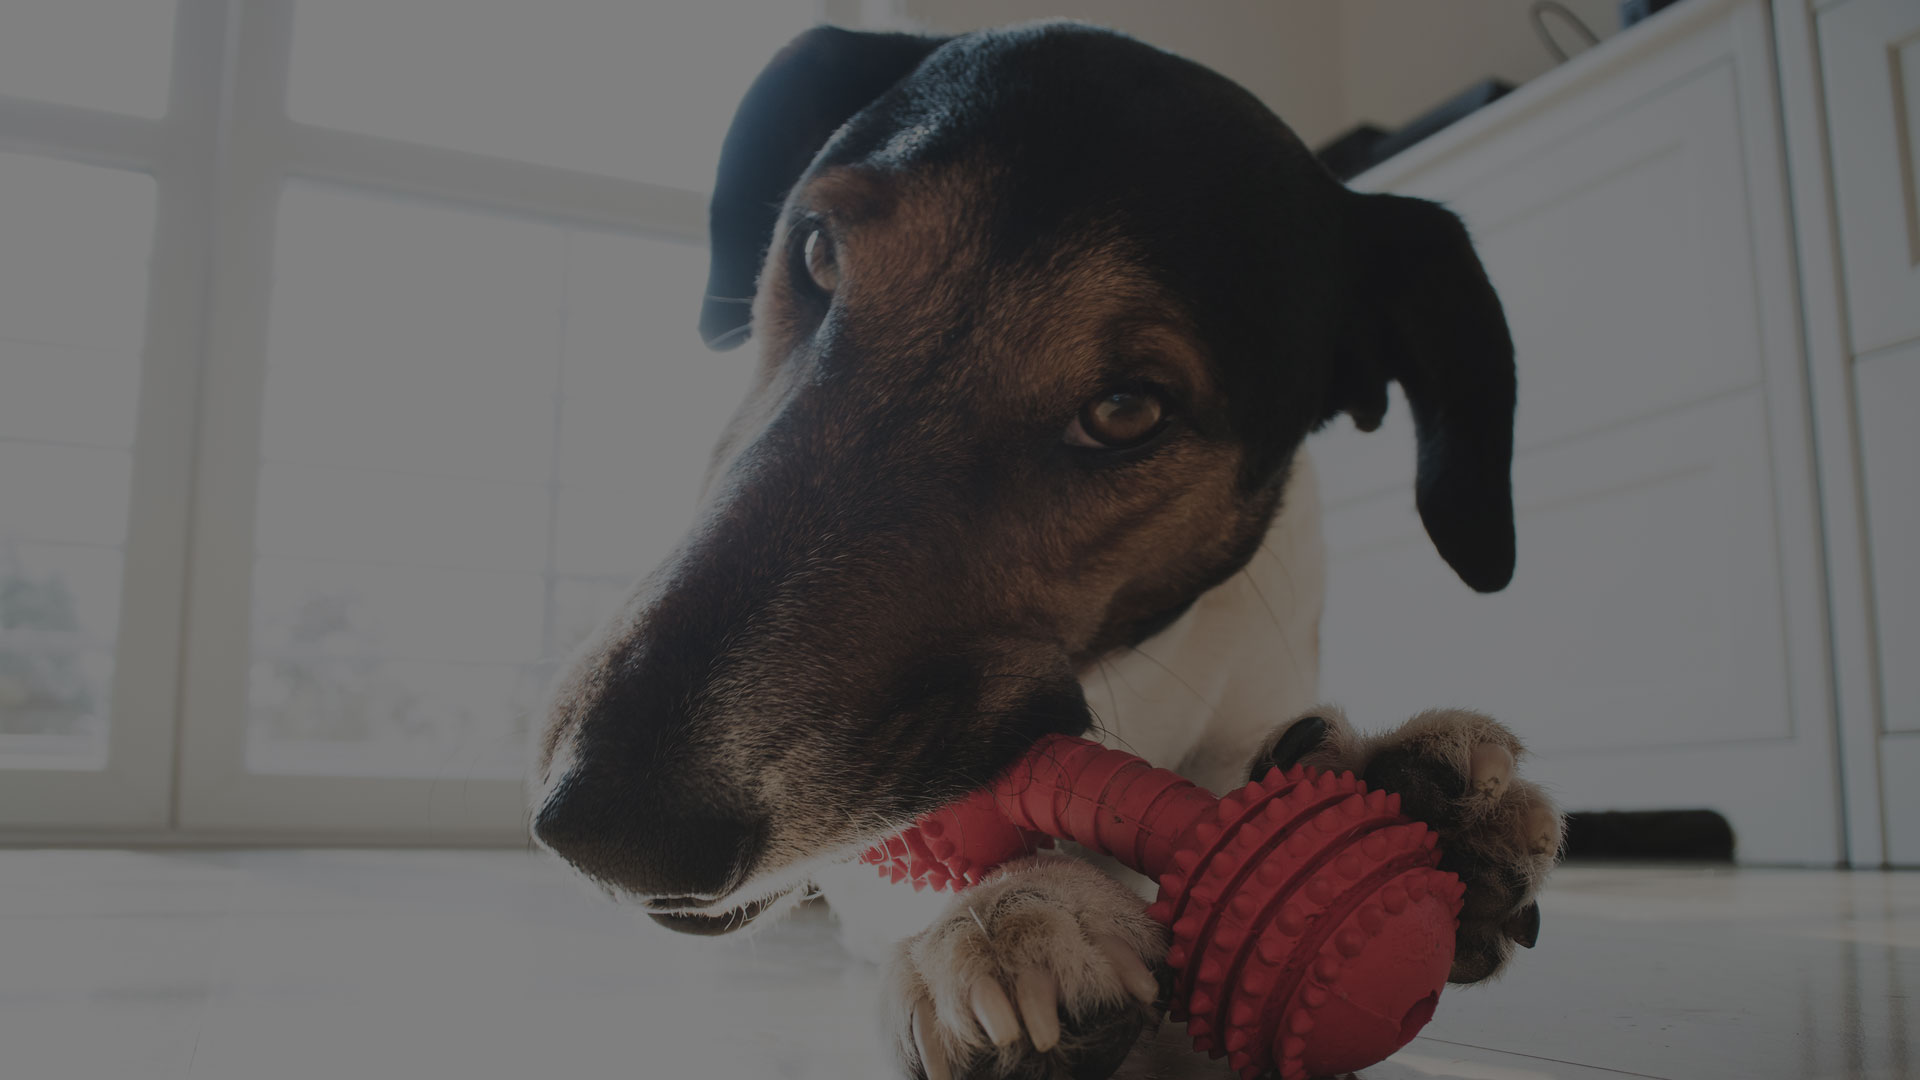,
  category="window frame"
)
[3,0,822,842]
[176,0,723,841]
